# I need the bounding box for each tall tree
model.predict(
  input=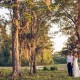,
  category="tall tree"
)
[12,0,20,78]
[18,0,53,74]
